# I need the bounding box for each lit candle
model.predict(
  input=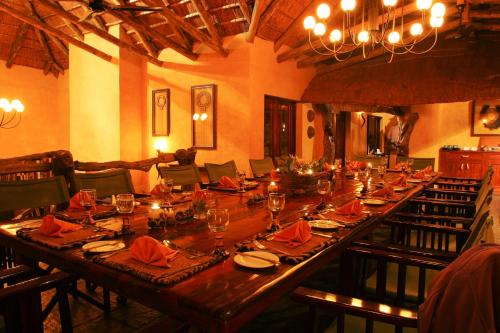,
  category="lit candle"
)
[367,163,372,169]
[268,181,278,193]
[276,168,280,172]
[307,169,313,175]
[149,203,162,219]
